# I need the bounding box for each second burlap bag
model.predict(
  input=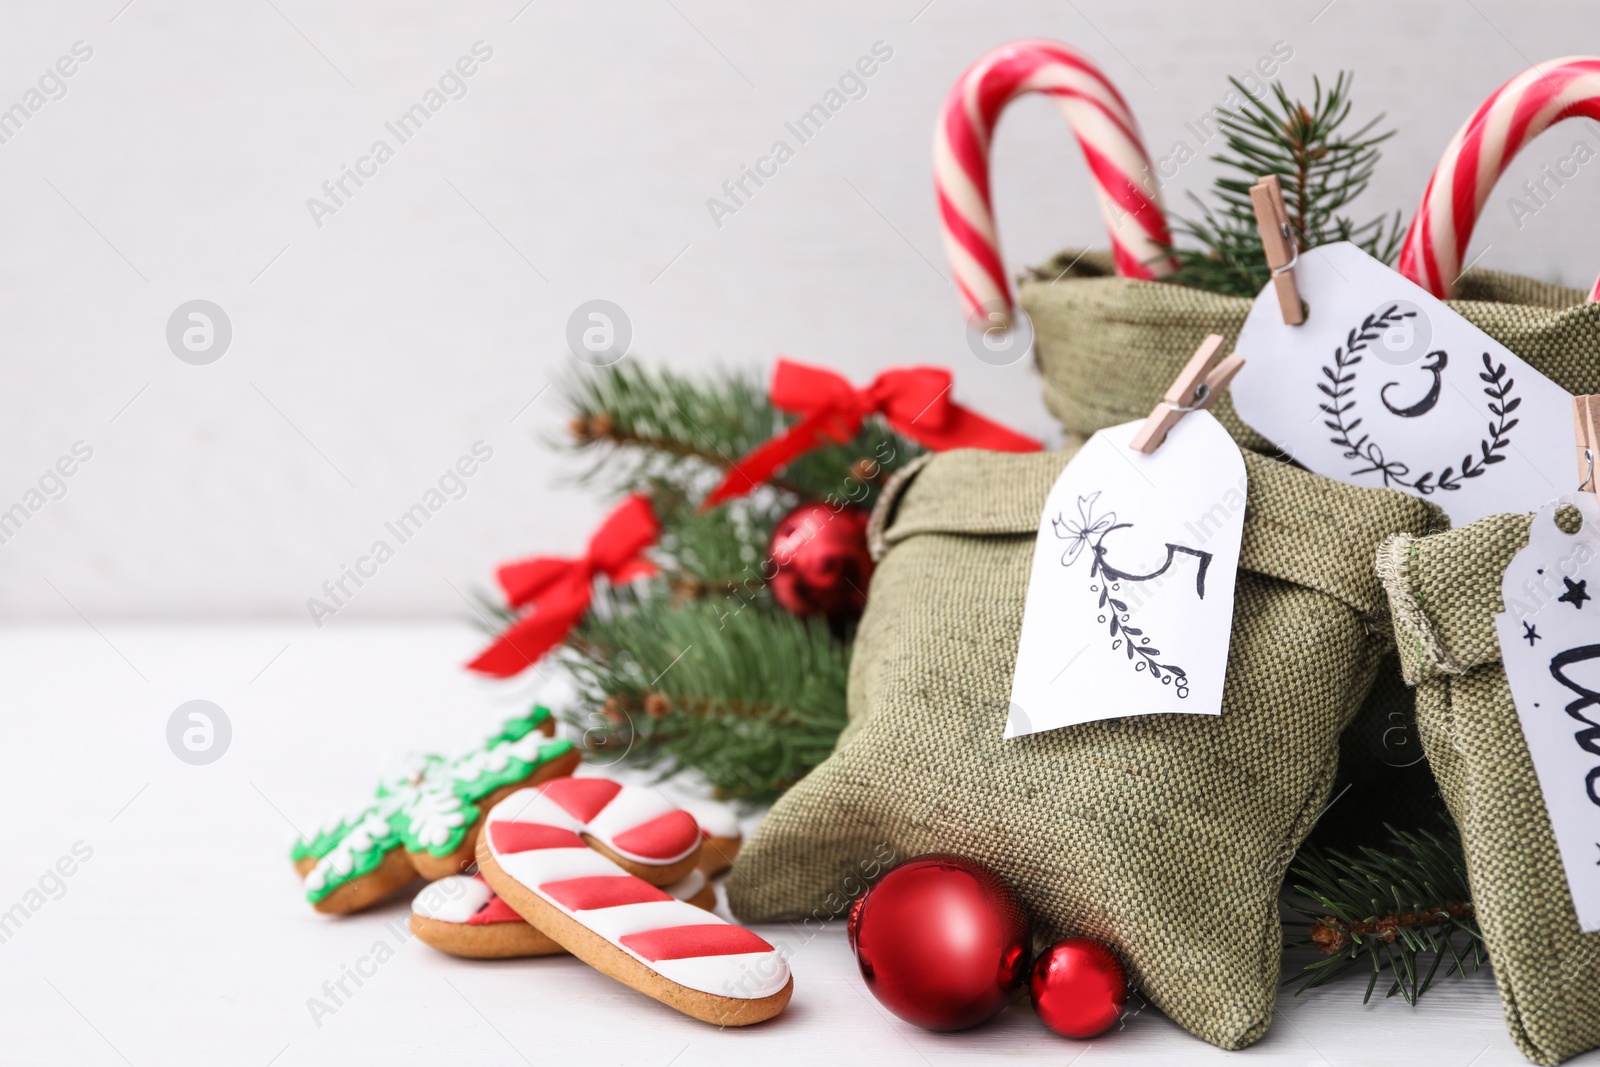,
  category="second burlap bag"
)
[730,446,1440,1049]
[1380,509,1600,1066]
